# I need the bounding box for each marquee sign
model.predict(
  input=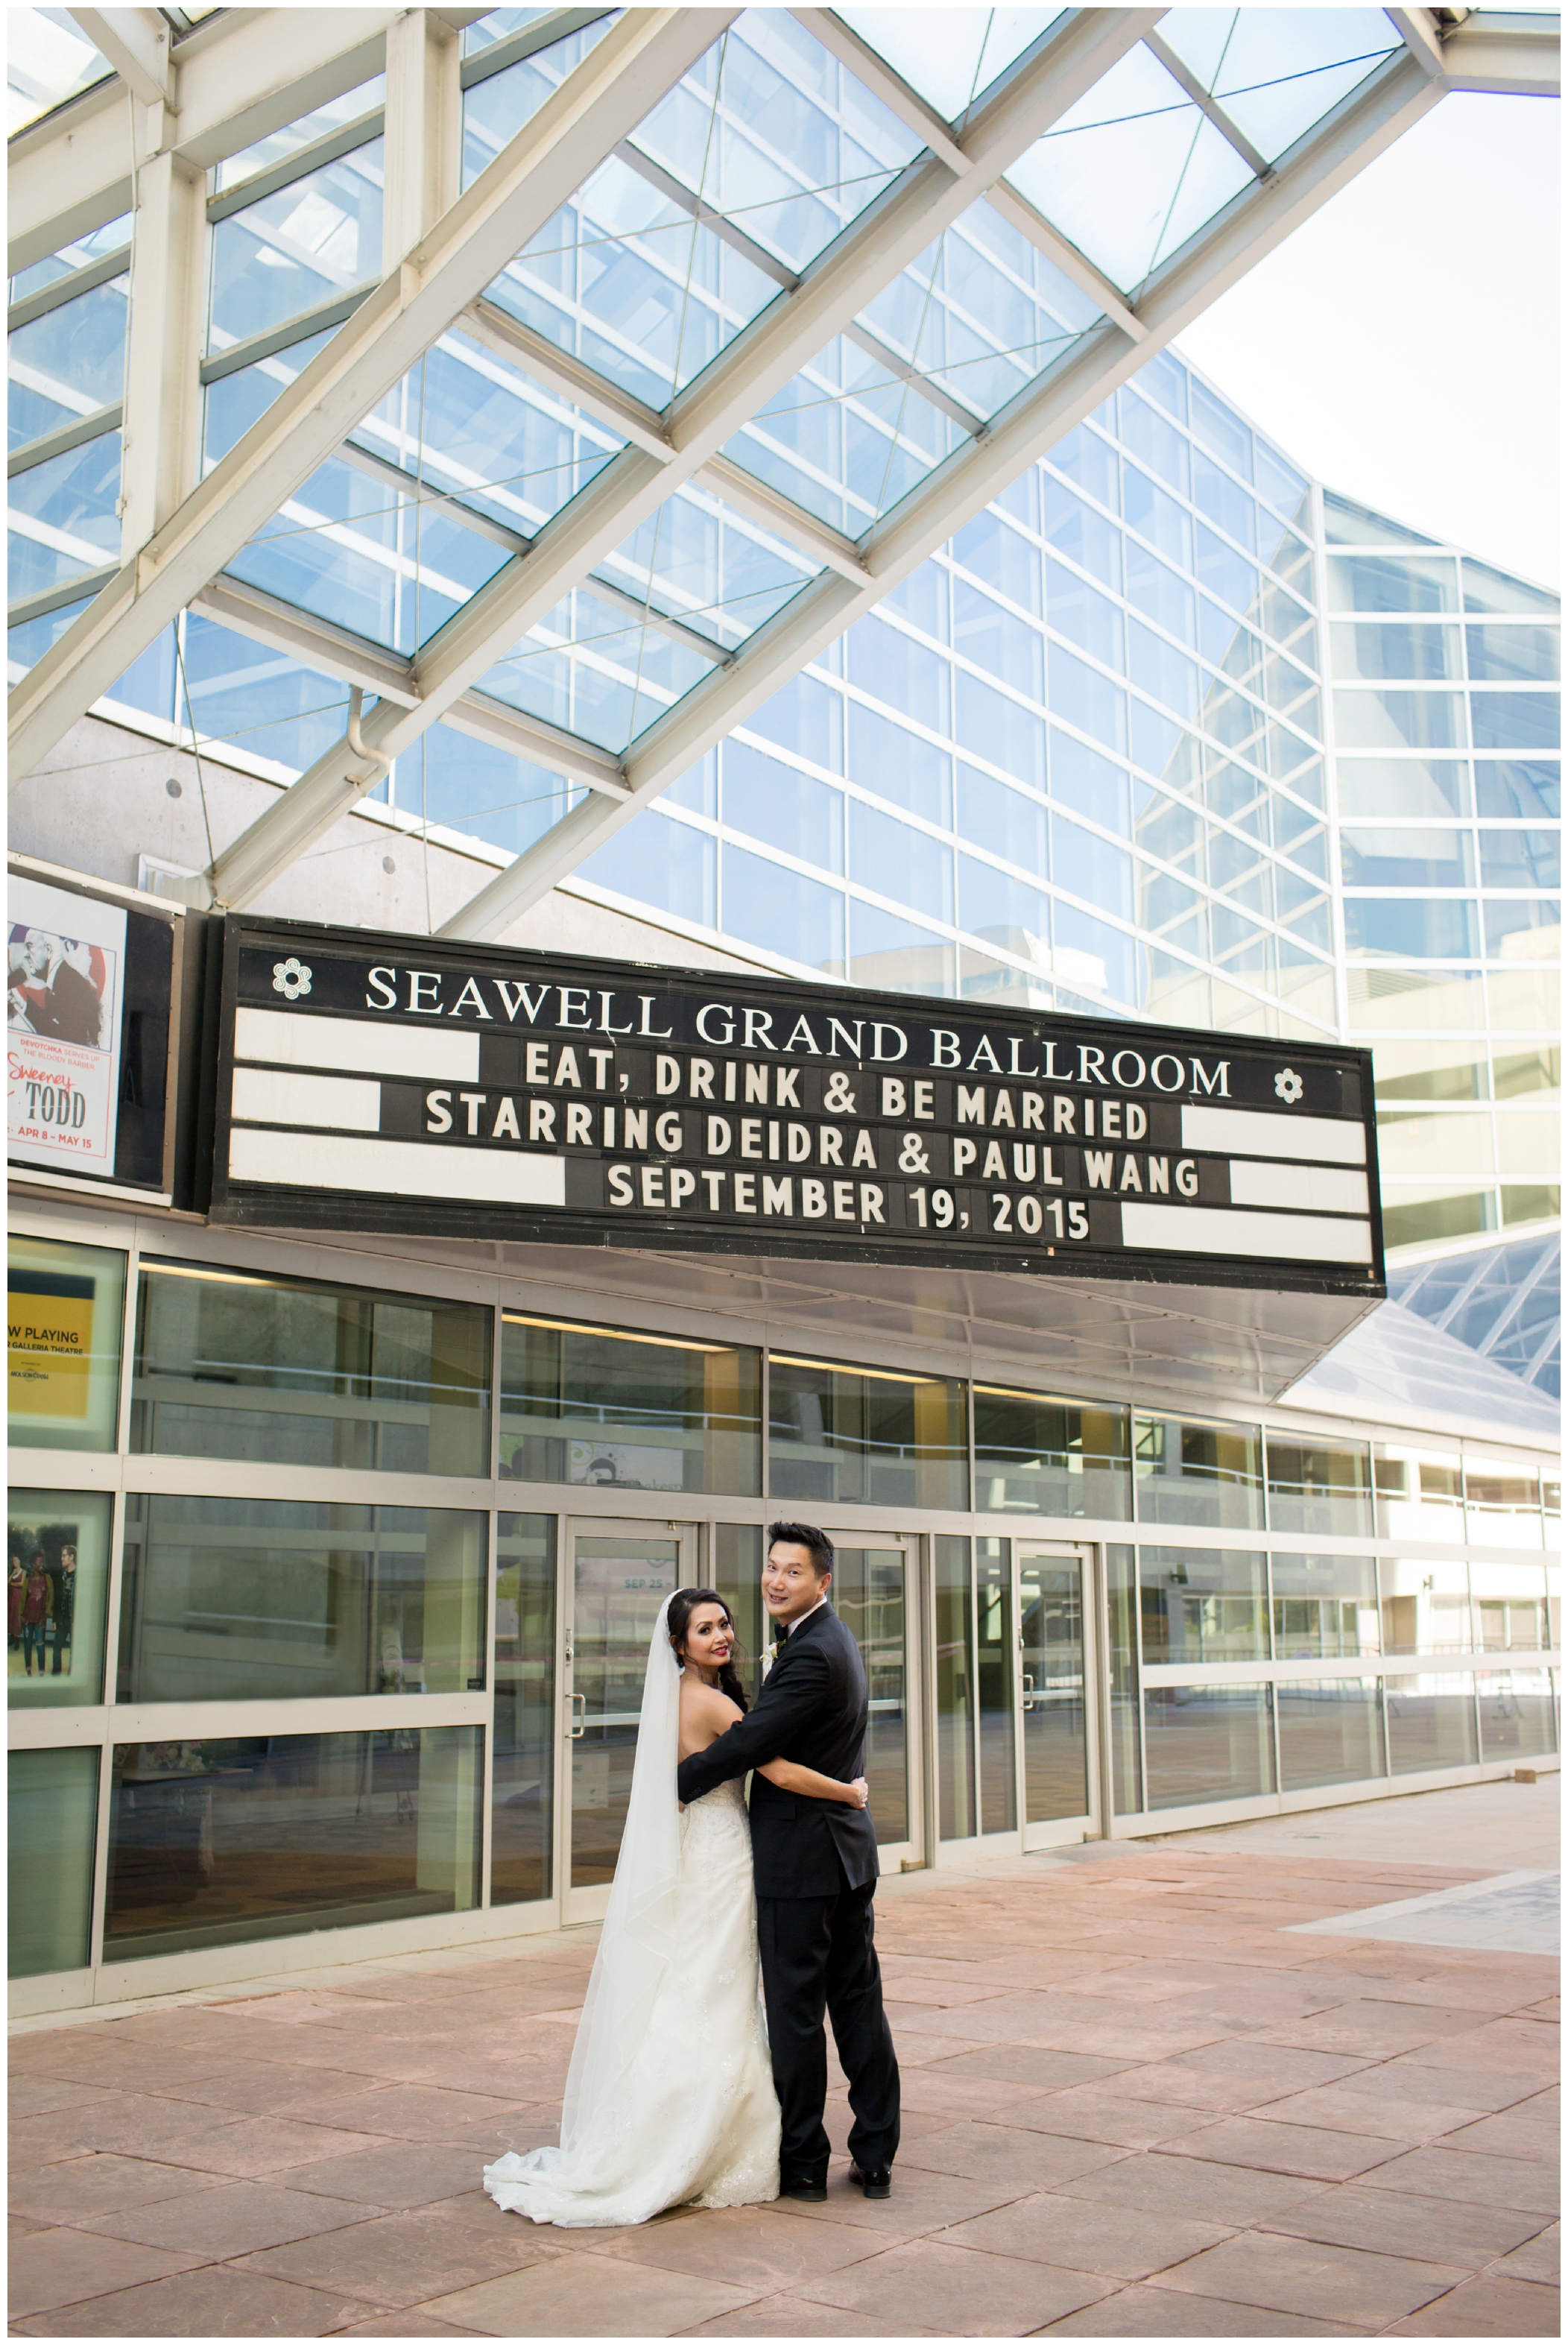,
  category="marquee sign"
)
[209,917,1384,1297]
